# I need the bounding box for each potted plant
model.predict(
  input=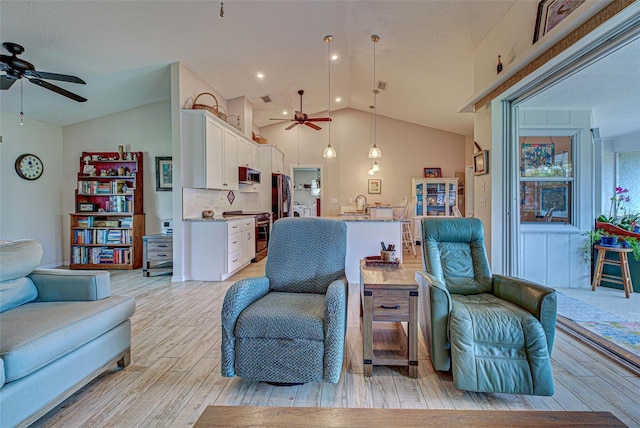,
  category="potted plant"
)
[621,236,640,262]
